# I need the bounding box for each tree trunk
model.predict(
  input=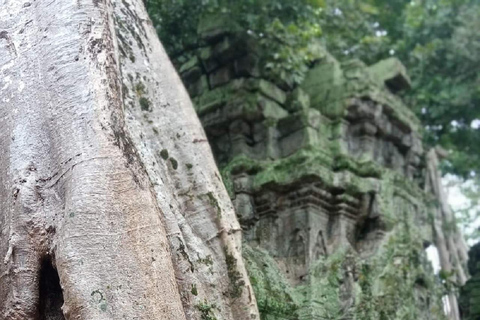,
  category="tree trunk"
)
[0,0,259,319]
[425,148,469,320]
